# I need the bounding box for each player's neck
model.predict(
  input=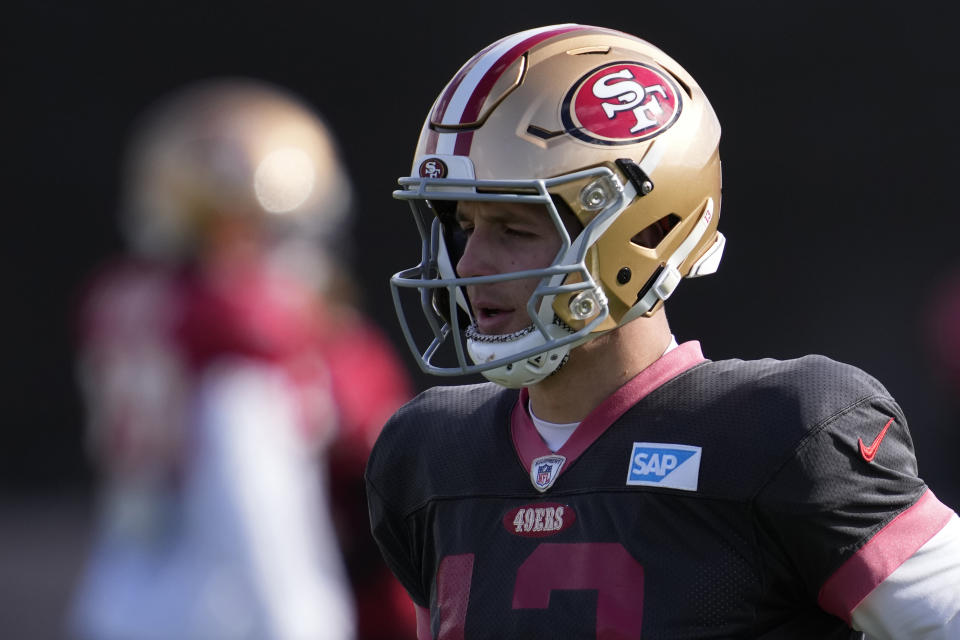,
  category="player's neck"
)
[527,310,673,423]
